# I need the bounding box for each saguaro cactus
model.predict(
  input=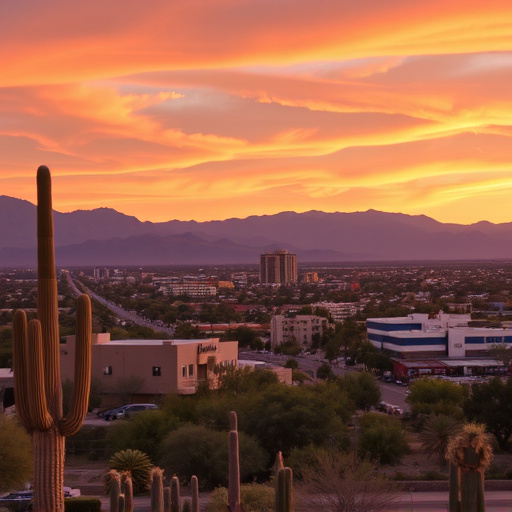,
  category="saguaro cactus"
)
[447,423,493,512]
[228,411,241,512]
[12,165,92,512]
